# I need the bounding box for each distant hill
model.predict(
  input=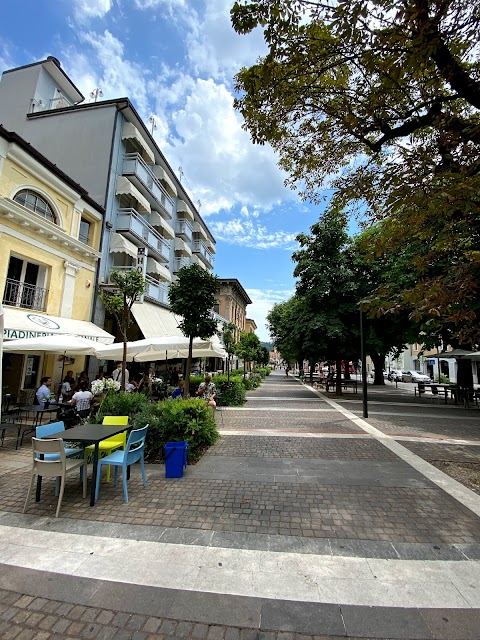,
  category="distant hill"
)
[261,341,273,351]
